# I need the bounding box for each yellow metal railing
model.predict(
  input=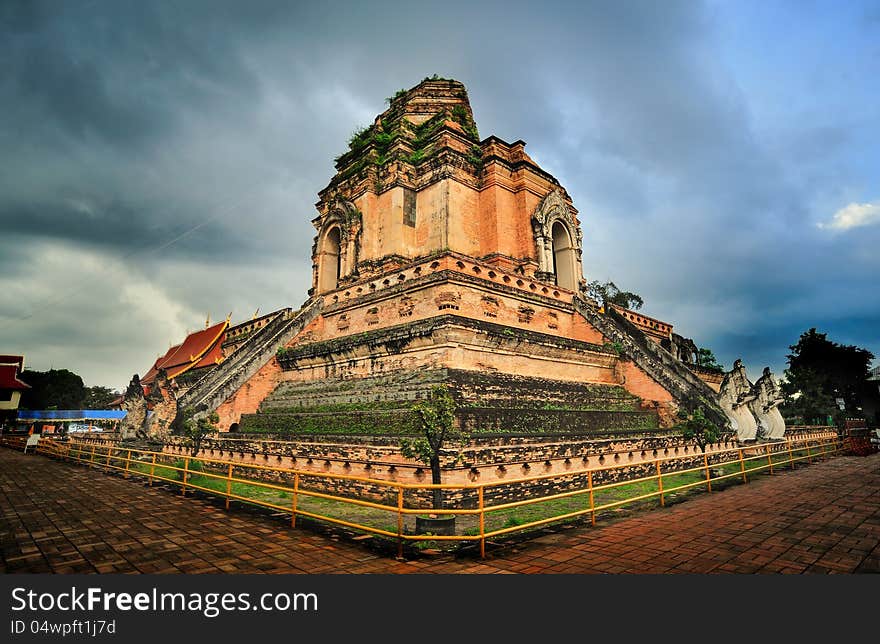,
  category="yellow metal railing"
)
[2,432,842,558]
